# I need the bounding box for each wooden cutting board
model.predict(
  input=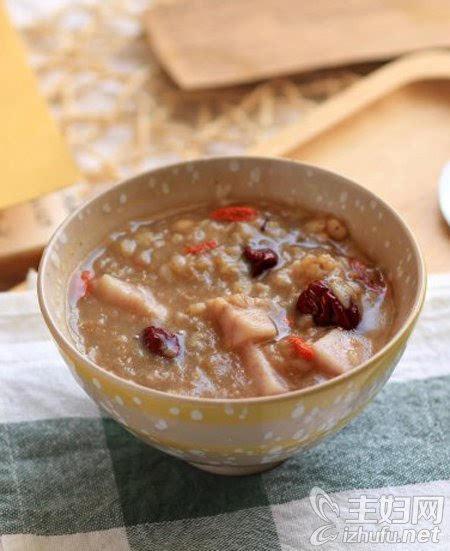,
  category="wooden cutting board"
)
[0,2,82,289]
[251,51,450,272]
[145,0,450,89]
[0,3,79,210]
[0,184,88,290]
